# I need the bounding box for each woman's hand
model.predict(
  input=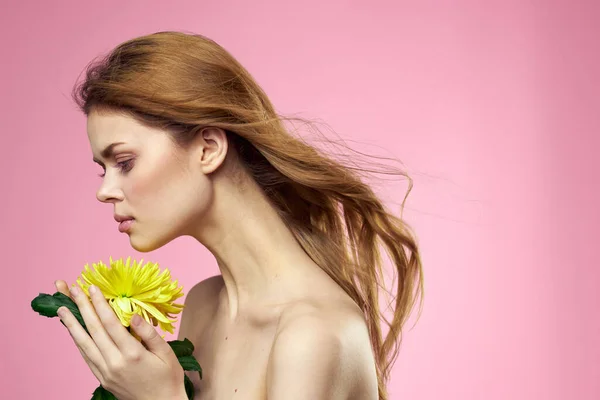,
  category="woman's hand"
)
[54,280,188,400]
